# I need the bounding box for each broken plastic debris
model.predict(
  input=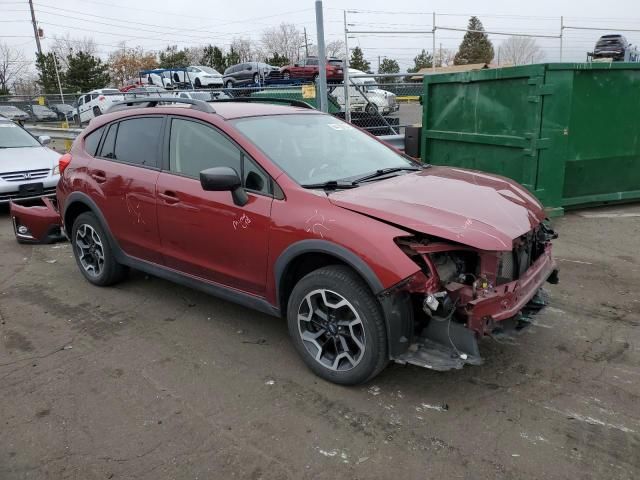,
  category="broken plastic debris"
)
[45,259,57,264]
[512,454,520,457]
[417,403,449,412]
[357,456,369,464]
[368,386,381,396]
[265,379,275,385]
[460,353,468,360]
[62,345,73,350]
